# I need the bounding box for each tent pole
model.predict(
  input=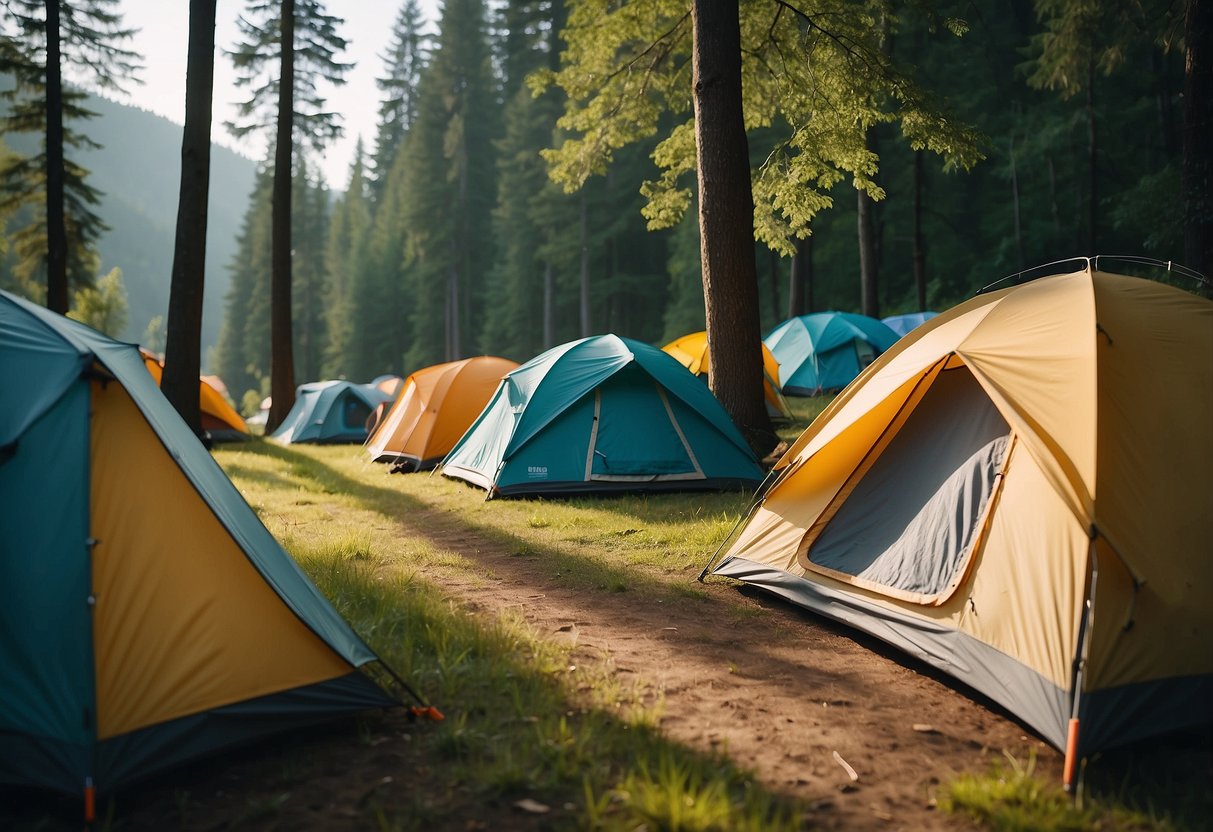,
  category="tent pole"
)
[1064,533,1099,792]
